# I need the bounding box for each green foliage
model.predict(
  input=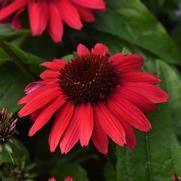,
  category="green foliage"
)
[94,0,181,64]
